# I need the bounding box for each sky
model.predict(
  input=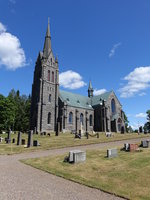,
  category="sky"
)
[0,0,150,130]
